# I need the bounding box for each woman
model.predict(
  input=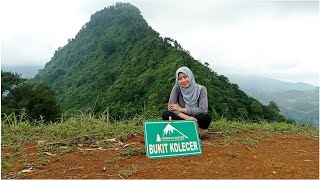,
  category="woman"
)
[162,67,212,139]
